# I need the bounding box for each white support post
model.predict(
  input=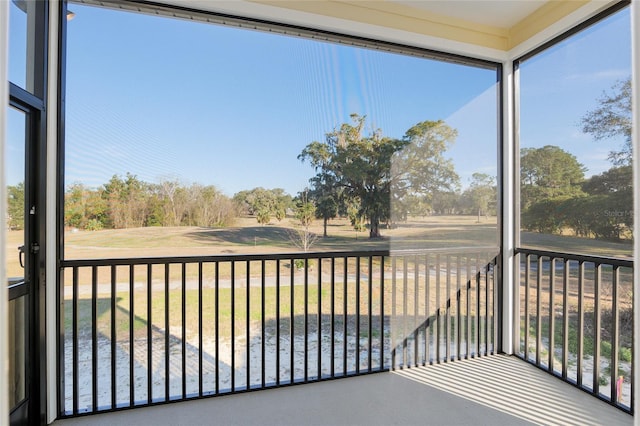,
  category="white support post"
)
[0,1,10,424]
[631,1,639,424]
[46,2,60,423]
[501,59,516,355]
